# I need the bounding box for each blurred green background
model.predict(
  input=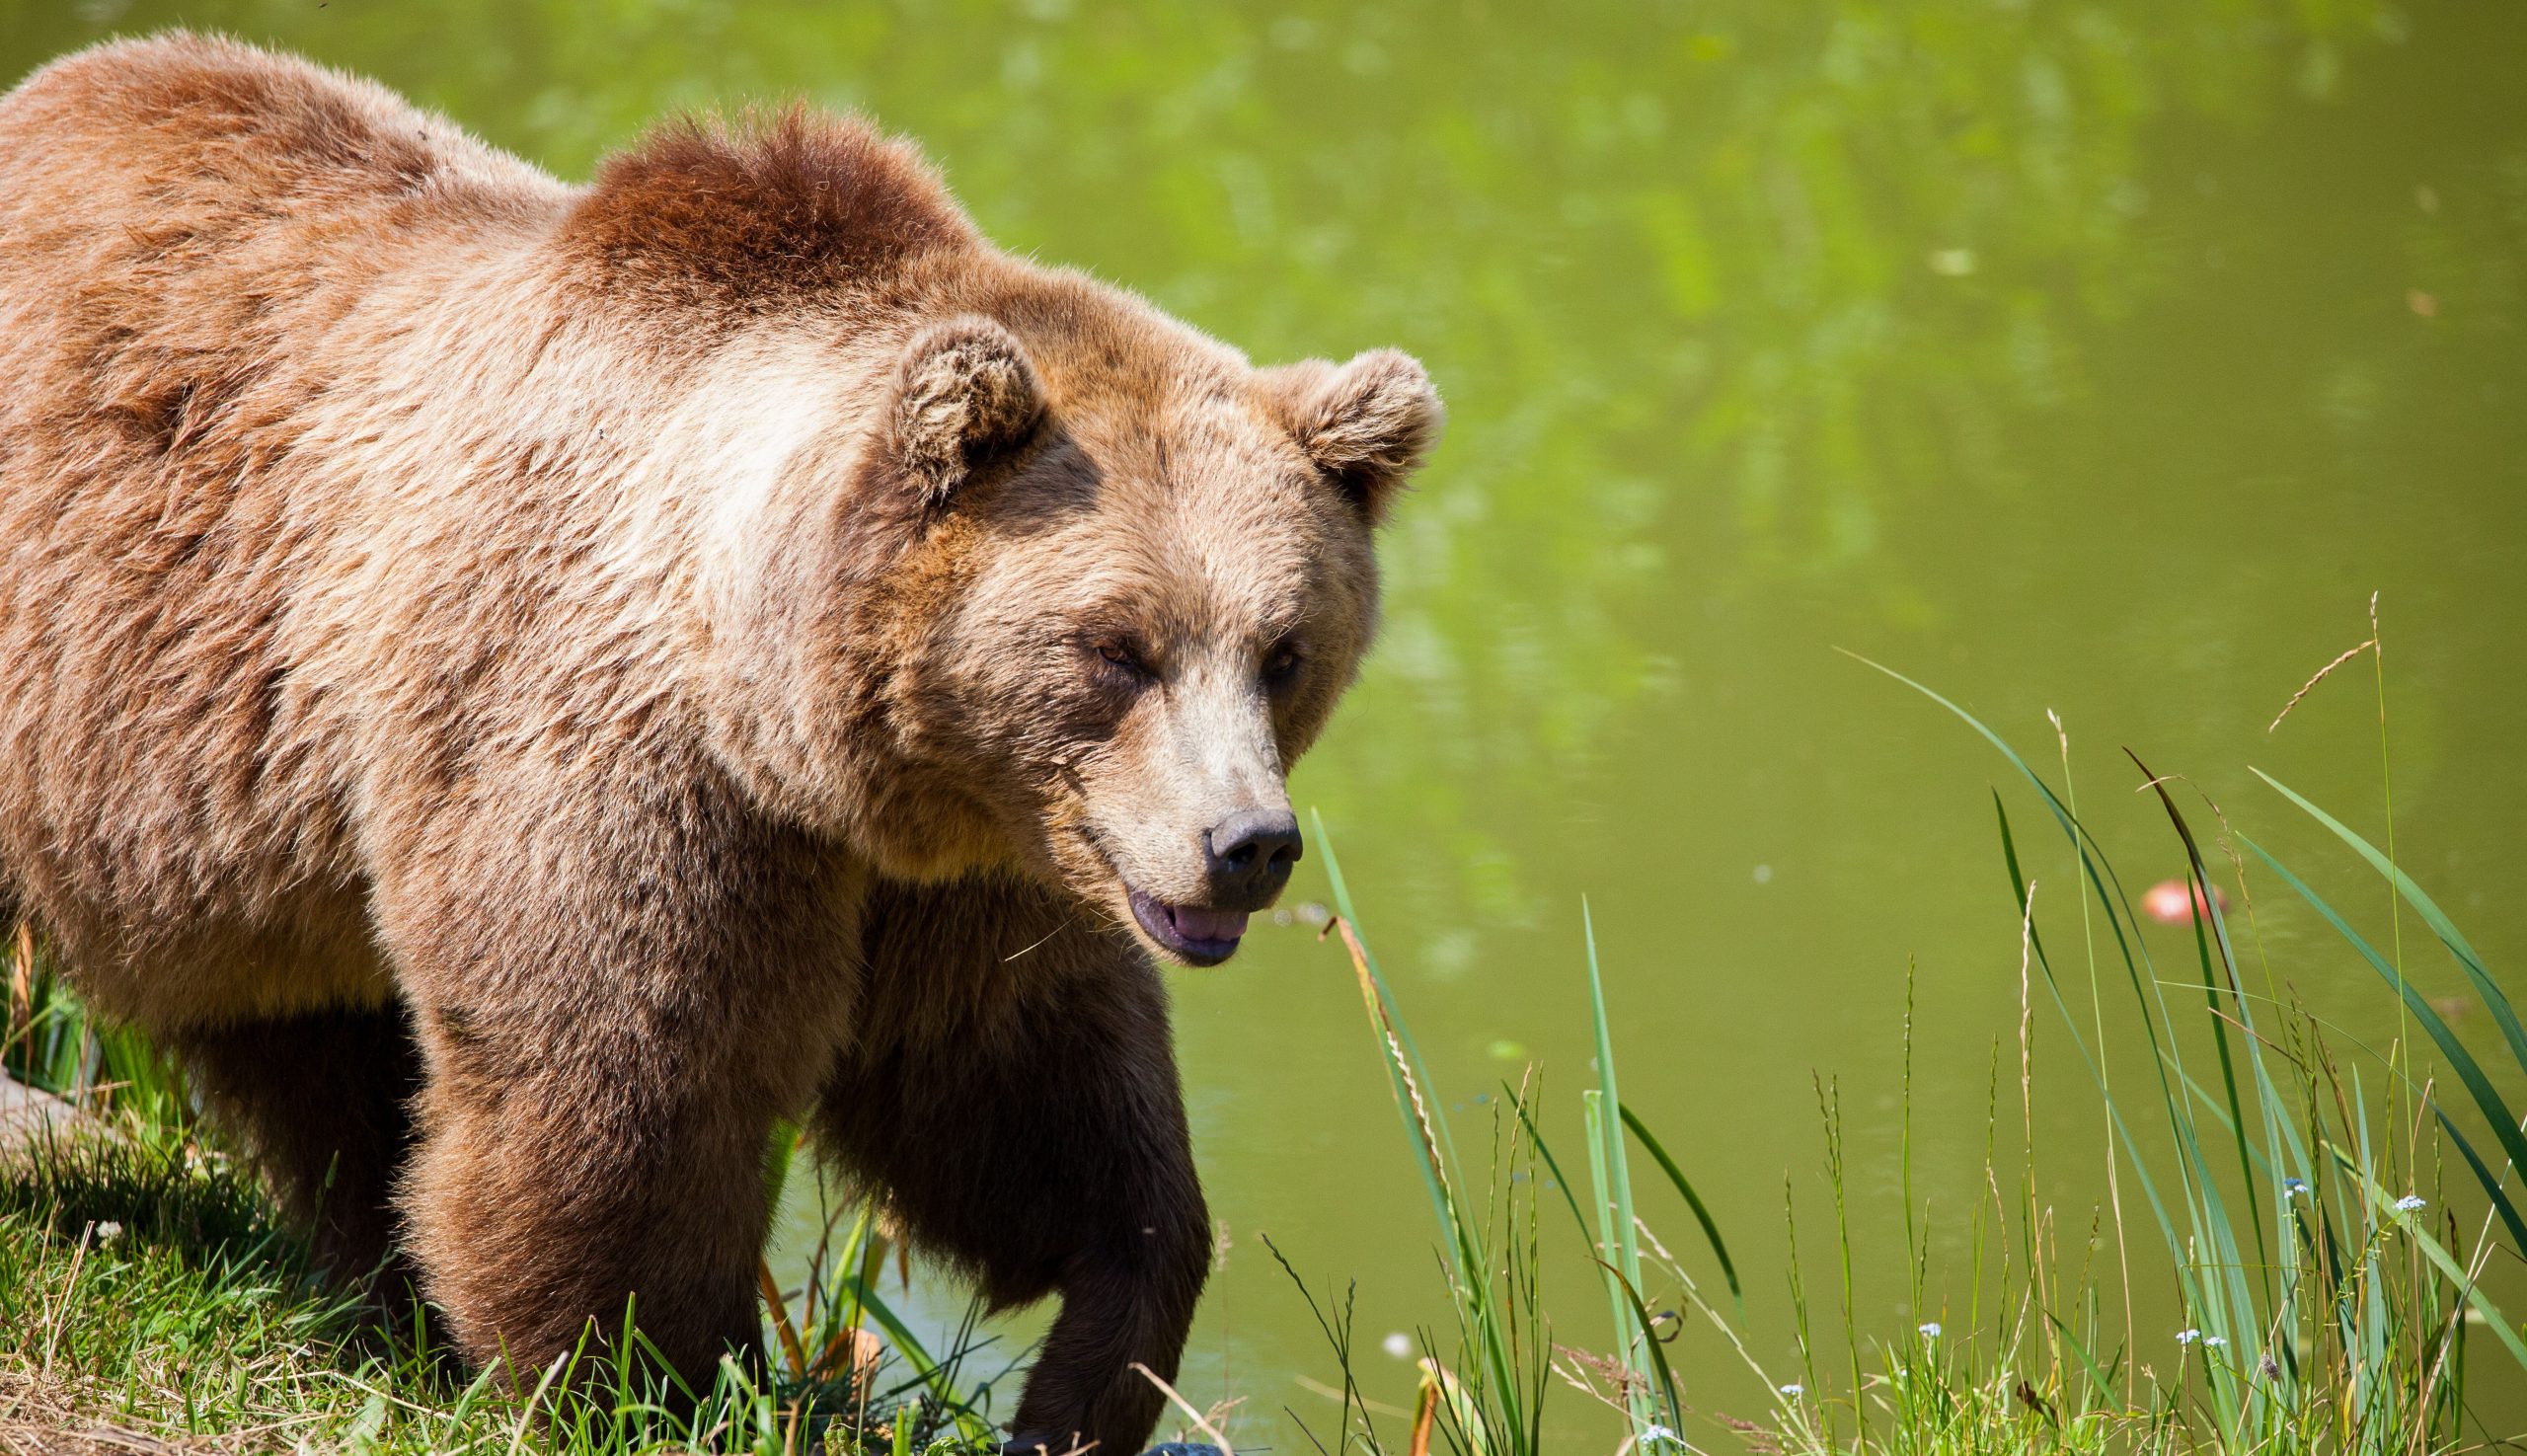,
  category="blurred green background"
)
[6,0,2523,1446]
